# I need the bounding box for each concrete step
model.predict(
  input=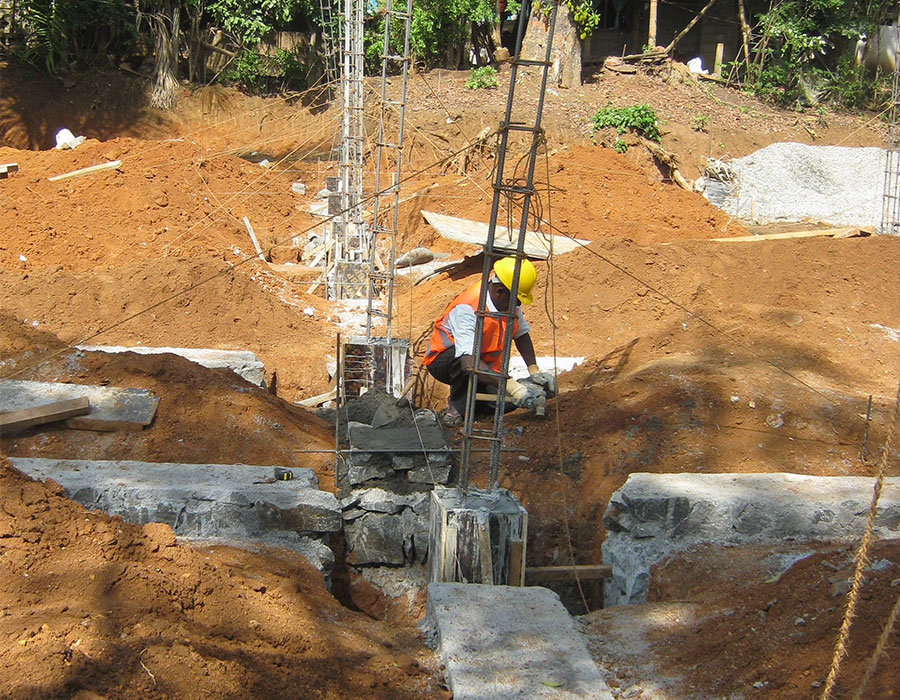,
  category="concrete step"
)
[602,472,900,605]
[10,458,340,573]
[426,583,614,700]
